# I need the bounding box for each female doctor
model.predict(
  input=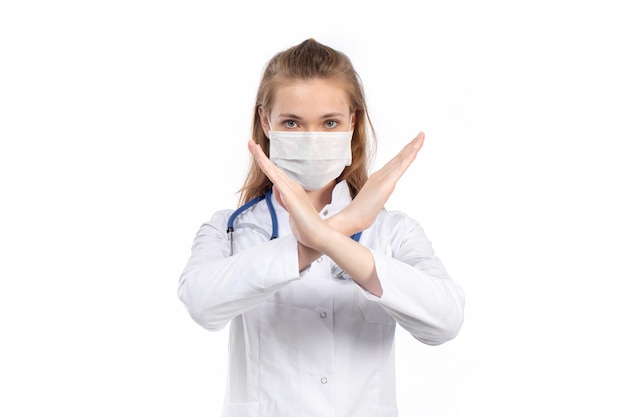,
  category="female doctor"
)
[178,39,465,417]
